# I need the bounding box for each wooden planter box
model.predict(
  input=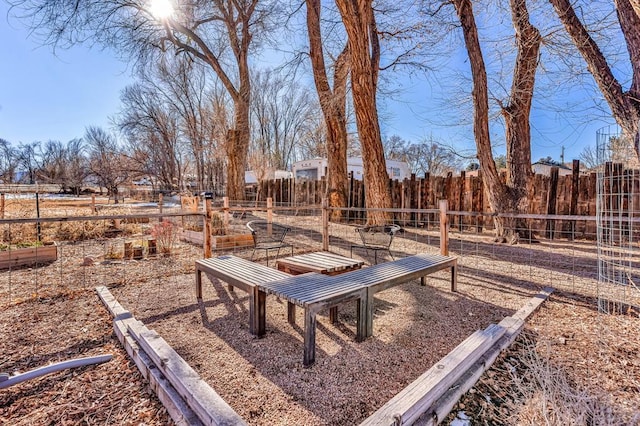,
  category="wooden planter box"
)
[211,234,254,250]
[180,229,254,250]
[0,242,58,269]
